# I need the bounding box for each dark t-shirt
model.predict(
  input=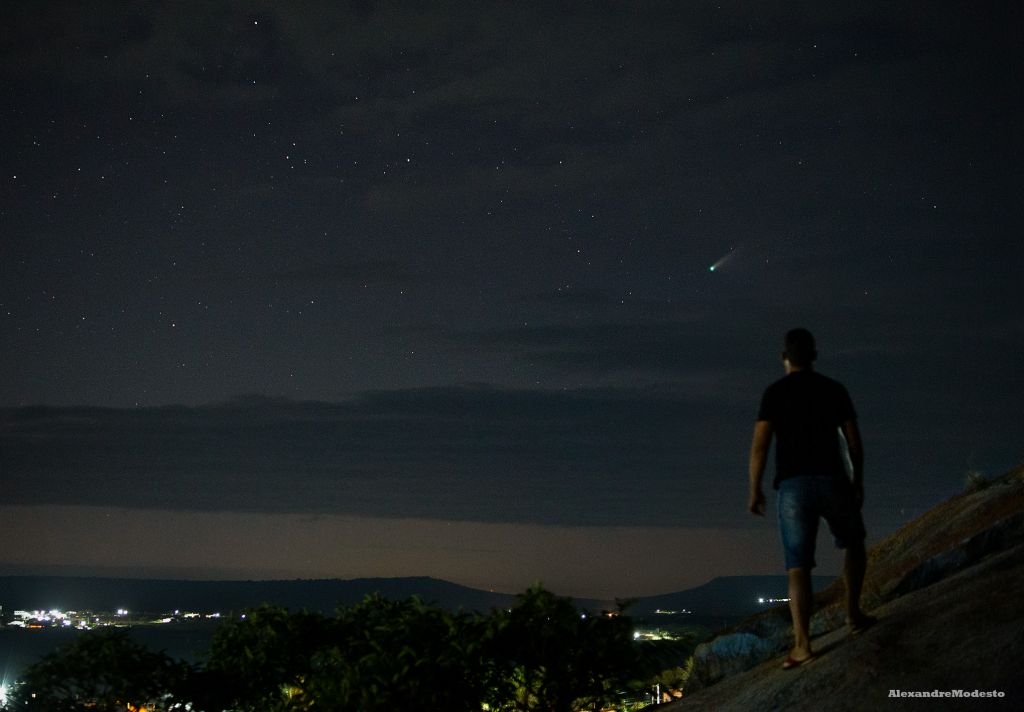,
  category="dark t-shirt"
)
[757,370,857,488]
